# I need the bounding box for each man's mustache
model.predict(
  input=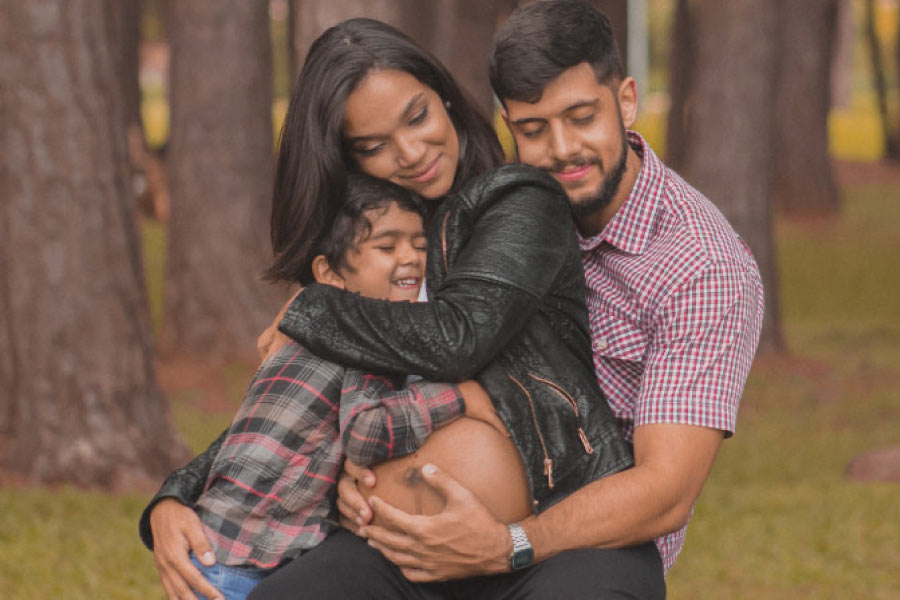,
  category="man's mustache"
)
[543,156,604,173]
